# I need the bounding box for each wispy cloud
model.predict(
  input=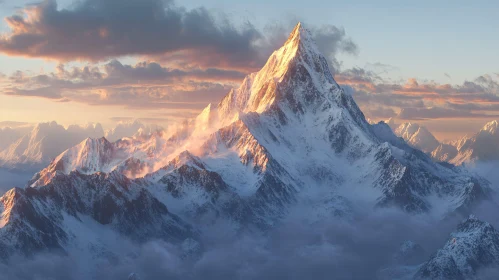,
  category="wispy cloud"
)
[1,60,240,109]
[340,70,499,121]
